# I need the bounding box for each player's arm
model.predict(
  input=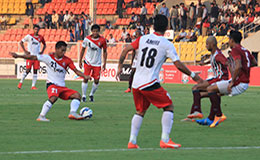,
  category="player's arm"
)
[228,59,242,92]
[72,68,91,81]
[40,41,46,55]
[10,52,37,60]
[102,48,107,71]
[174,60,202,83]
[116,44,135,81]
[131,50,136,66]
[20,40,30,55]
[250,55,257,67]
